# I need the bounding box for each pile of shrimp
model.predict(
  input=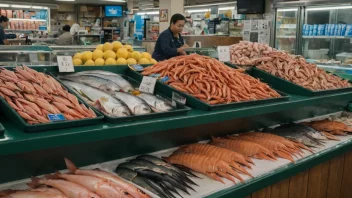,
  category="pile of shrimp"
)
[142,54,281,105]
[256,52,351,90]
[230,41,276,66]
